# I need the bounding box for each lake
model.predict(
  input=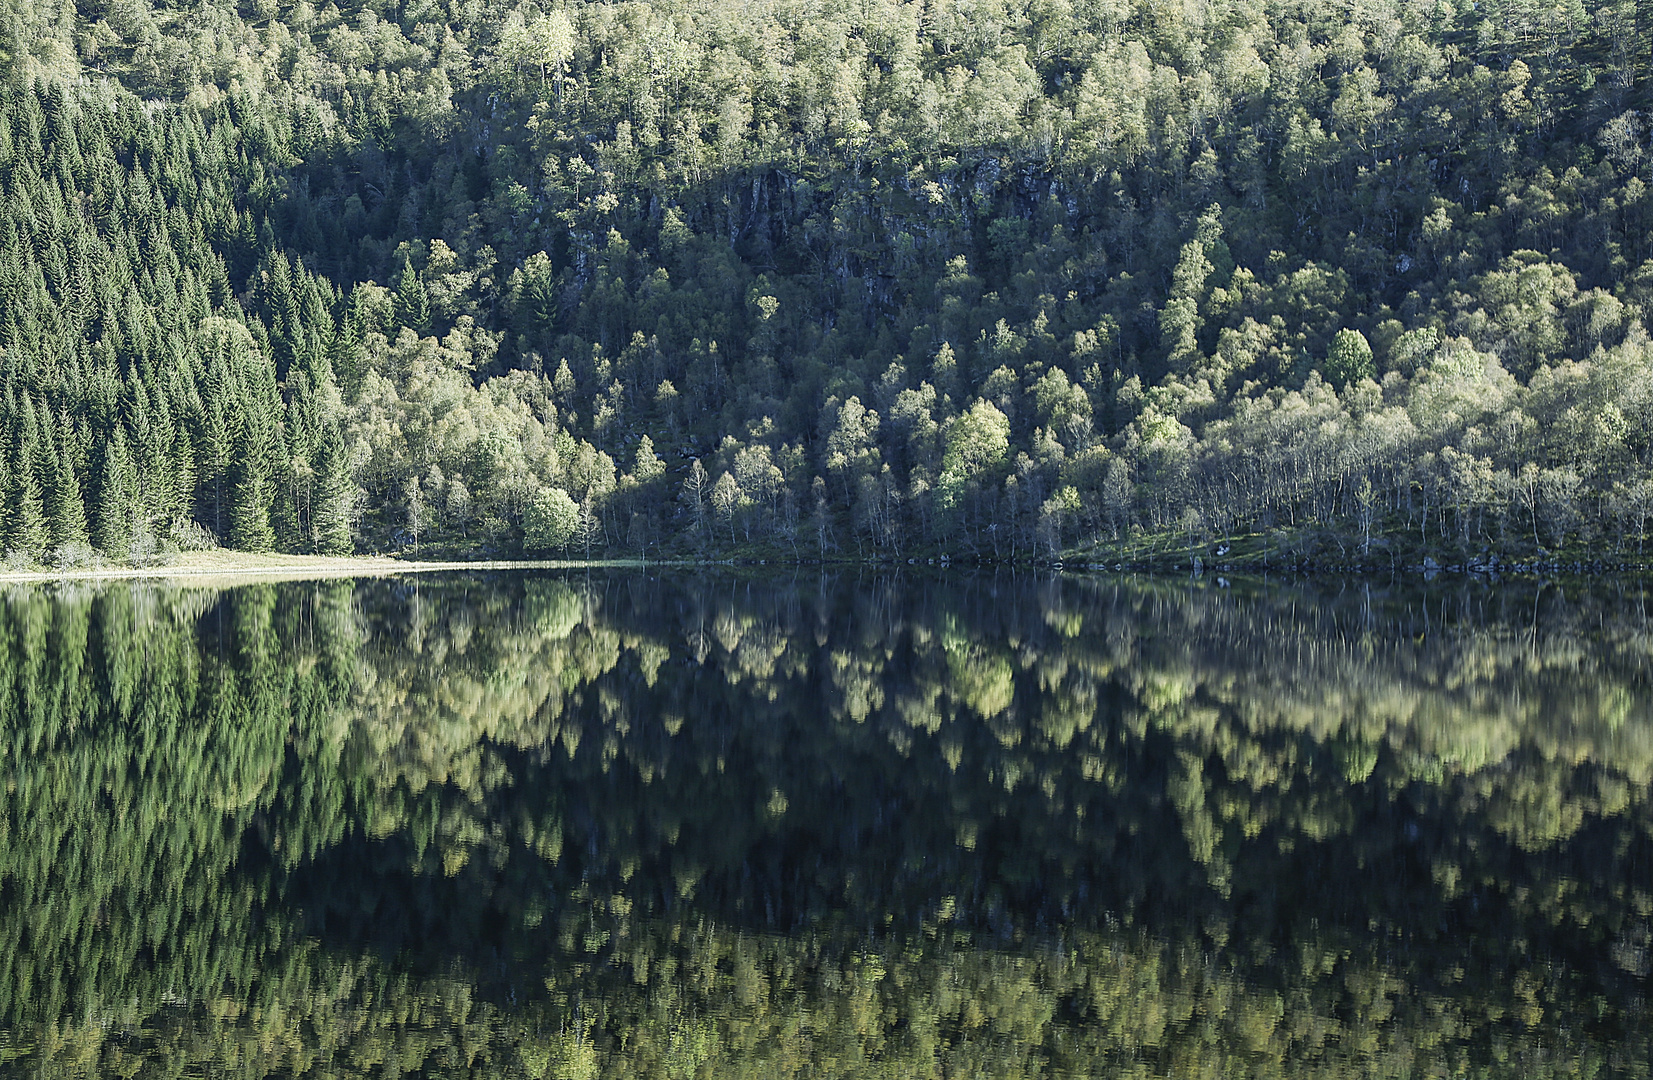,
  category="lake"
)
[0,571,1649,1077]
